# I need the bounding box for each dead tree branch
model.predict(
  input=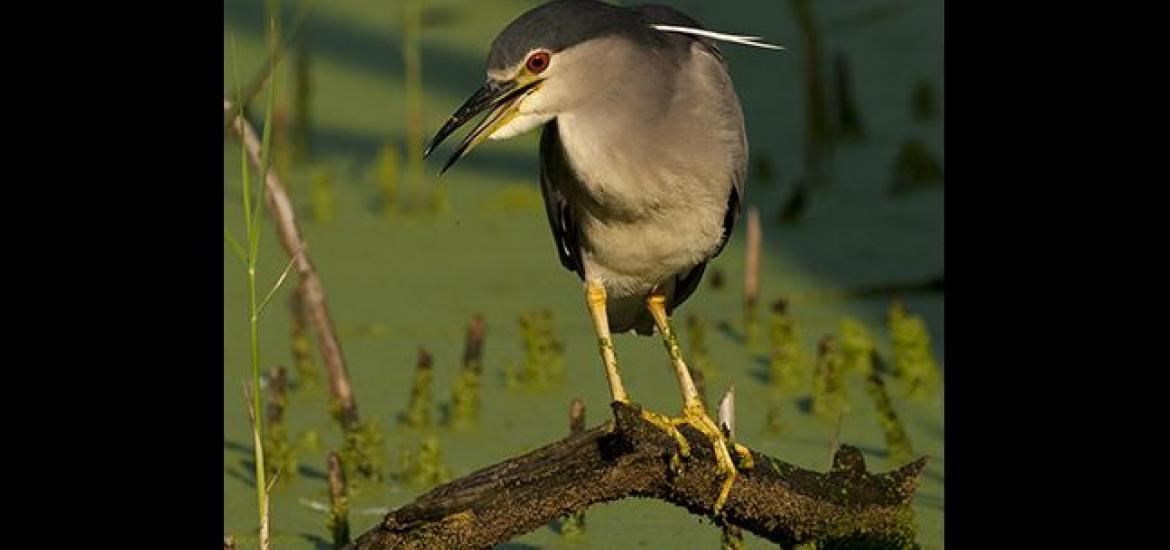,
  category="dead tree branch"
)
[348,402,926,550]
[224,98,360,429]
